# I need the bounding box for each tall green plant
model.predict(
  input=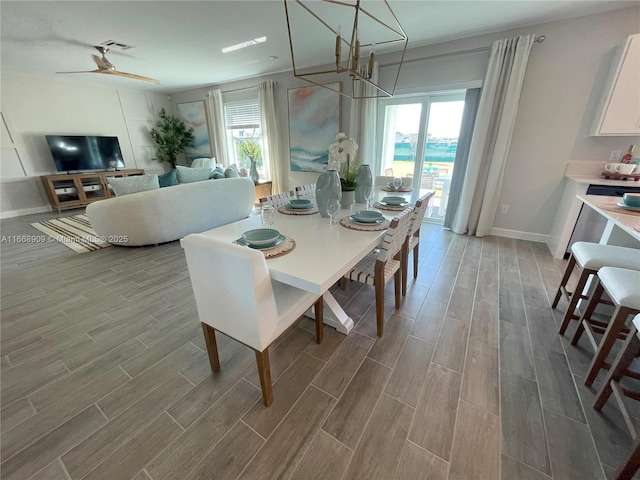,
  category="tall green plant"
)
[236,138,263,169]
[148,108,195,168]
